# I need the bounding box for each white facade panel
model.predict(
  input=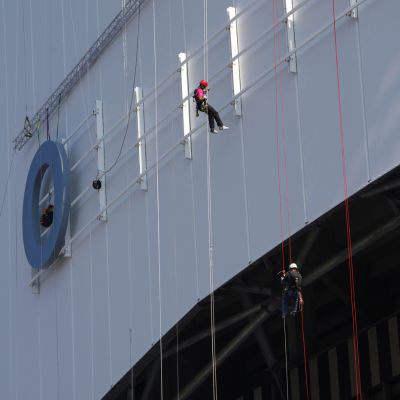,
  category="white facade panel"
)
[241,76,287,262]
[0,0,399,398]
[91,224,113,398]
[71,237,96,399]
[55,267,75,400]
[358,0,400,180]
